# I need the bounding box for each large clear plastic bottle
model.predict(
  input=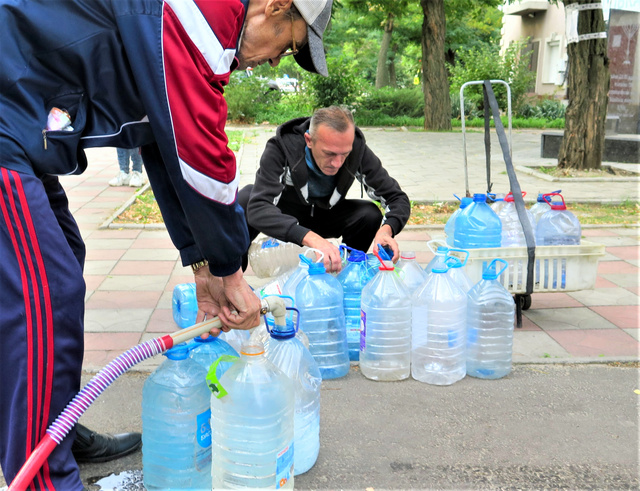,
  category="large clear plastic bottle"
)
[444,196,473,247]
[218,328,251,354]
[264,313,322,476]
[336,247,371,361]
[248,236,308,278]
[188,335,238,378]
[466,259,516,379]
[490,193,507,215]
[396,251,428,295]
[529,190,560,223]
[210,343,295,489]
[498,192,537,247]
[256,269,295,298]
[142,344,212,490]
[360,255,412,381]
[296,261,349,380]
[536,193,581,245]
[412,262,467,386]
[172,282,197,328]
[454,193,502,249]
[281,249,321,301]
[425,243,473,293]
